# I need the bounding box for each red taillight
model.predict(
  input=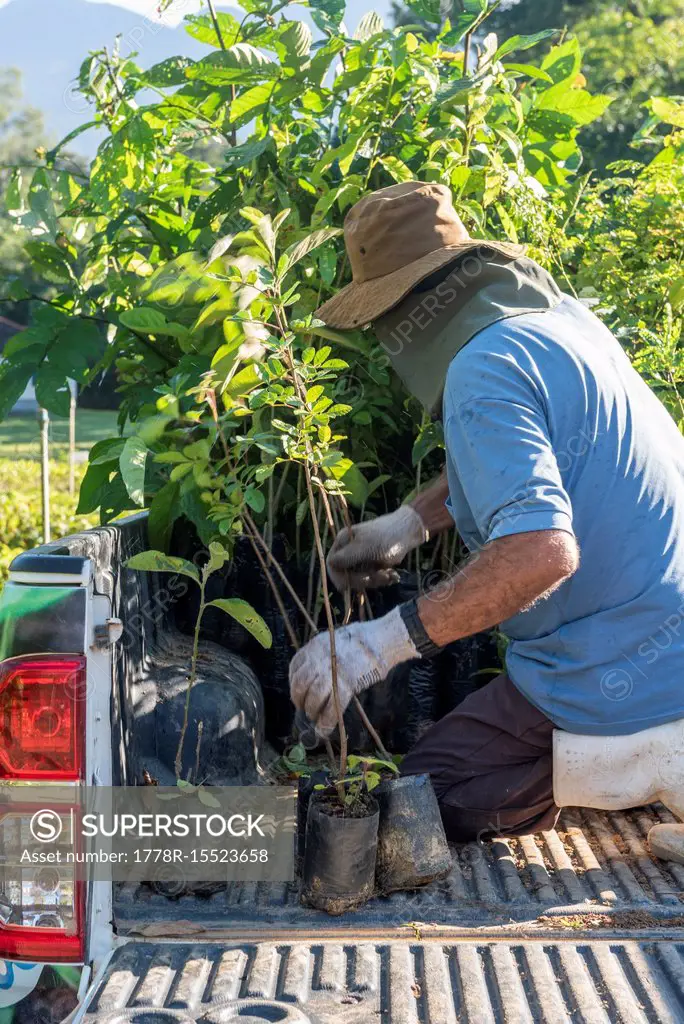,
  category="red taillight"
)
[0,656,87,961]
[0,657,86,780]
[0,874,85,962]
